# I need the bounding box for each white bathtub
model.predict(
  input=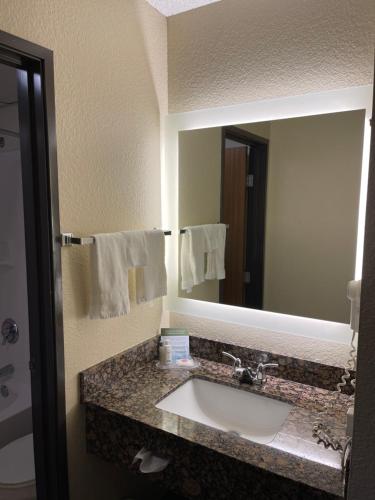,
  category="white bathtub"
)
[0,375,31,427]
[0,378,34,498]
